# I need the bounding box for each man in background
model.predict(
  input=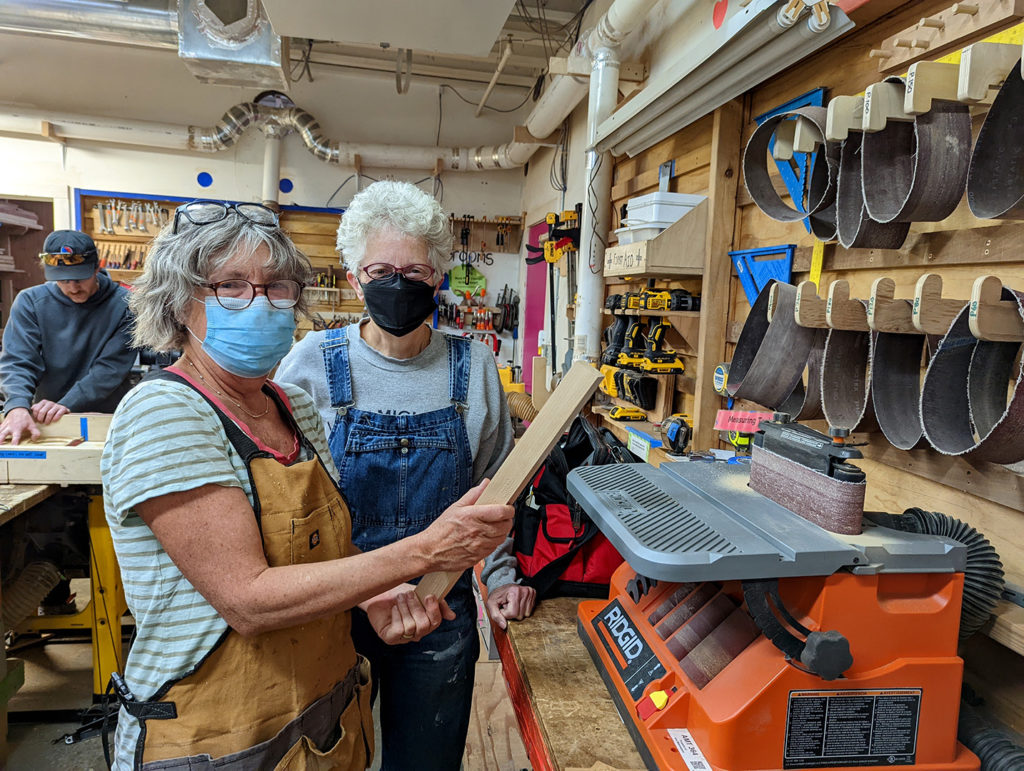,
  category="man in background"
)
[0,229,135,444]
